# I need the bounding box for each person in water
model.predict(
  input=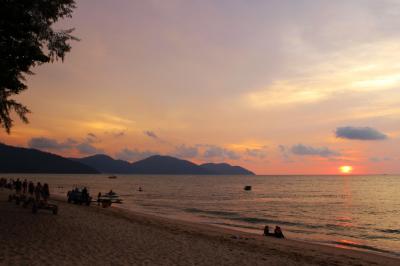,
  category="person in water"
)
[274,226,285,239]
